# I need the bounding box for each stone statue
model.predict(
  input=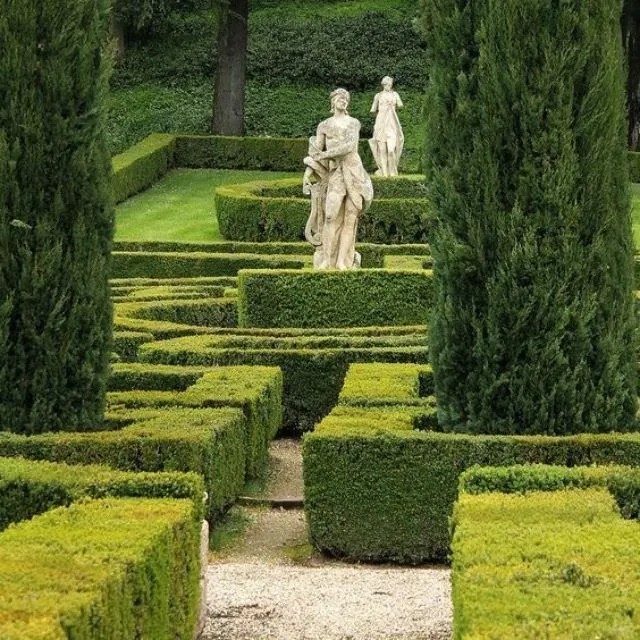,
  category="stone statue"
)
[303,88,373,270]
[369,76,404,177]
